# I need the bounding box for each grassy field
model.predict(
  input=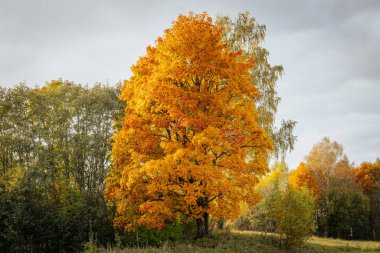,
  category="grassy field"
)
[97,231,380,253]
